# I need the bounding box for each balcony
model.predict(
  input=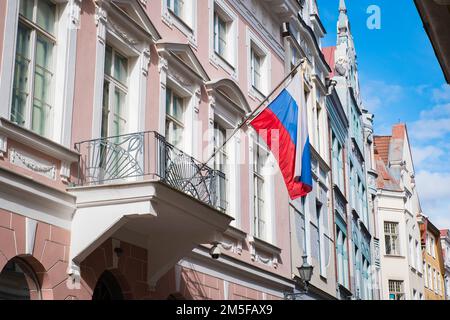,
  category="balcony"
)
[69,131,232,286]
[74,131,226,211]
